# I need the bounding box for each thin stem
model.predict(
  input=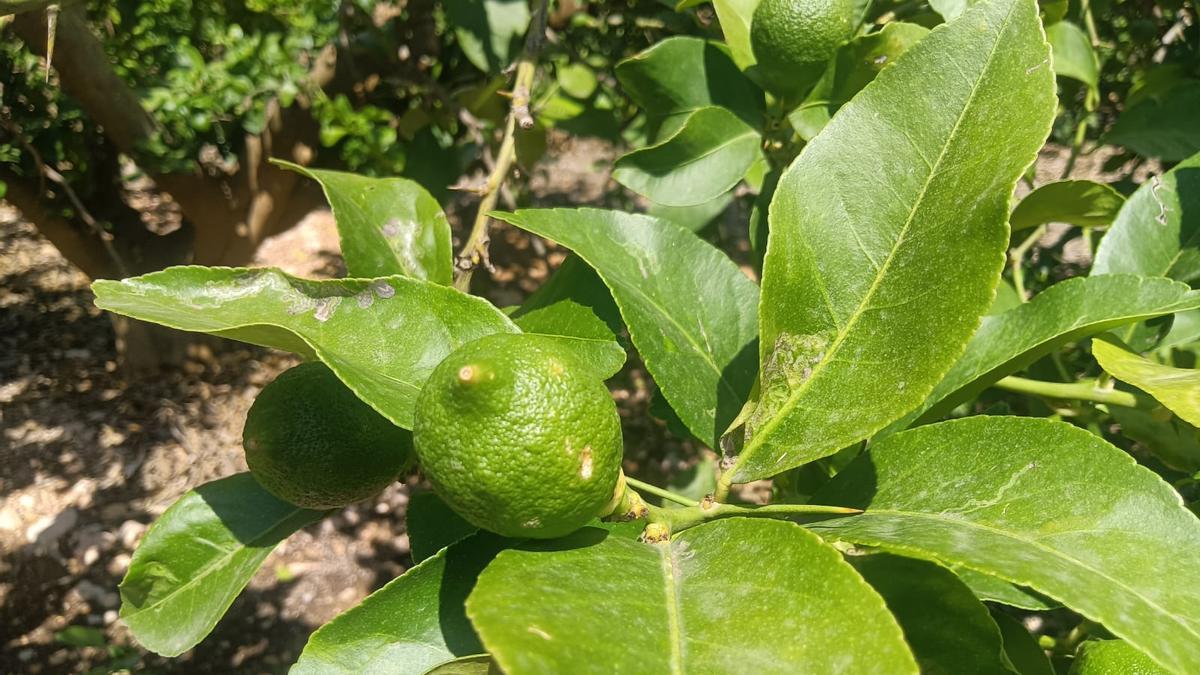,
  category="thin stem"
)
[992,375,1156,409]
[645,500,861,535]
[1010,224,1045,301]
[452,0,547,292]
[625,476,698,507]
[1061,119,1088,179]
